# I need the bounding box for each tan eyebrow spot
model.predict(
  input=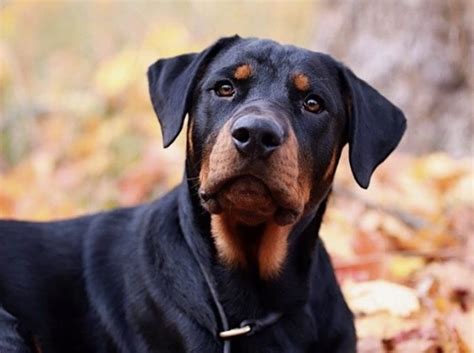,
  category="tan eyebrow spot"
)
[293,73,310,91]
[234,64,252,80]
